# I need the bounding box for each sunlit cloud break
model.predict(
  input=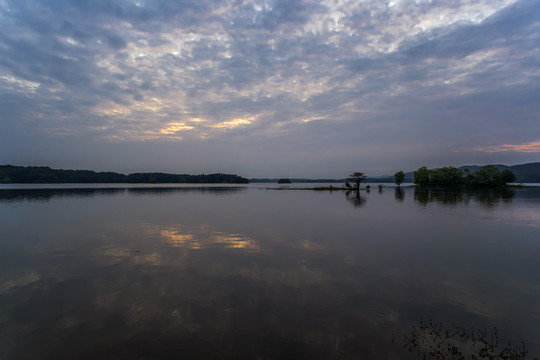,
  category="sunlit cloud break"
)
[474,140,540,153]
[1,0,539,176]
